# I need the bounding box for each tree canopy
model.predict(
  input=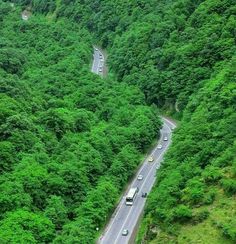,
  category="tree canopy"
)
[1,0,236,243]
